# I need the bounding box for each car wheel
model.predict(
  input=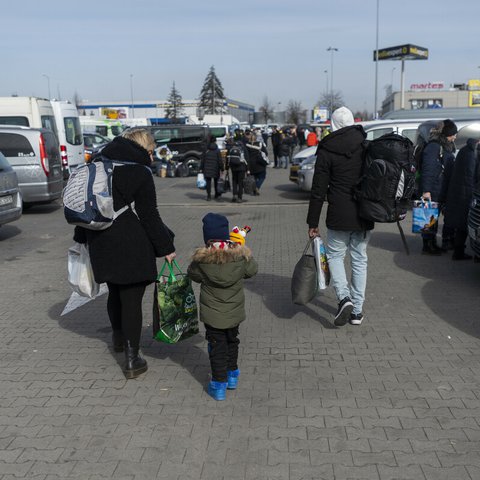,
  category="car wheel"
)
[184,157,200,177]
